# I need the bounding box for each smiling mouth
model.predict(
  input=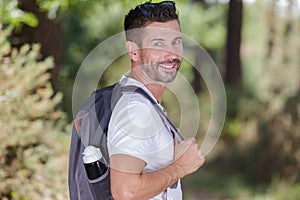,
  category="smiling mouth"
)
[158,59,181,71]
[160,63,176,69]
